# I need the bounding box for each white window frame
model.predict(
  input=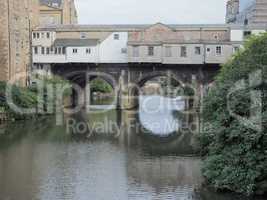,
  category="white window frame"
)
[86,48,91,54]
[180,46,187,57]
[165,46,172,57]
[195,46,201,55]
[46,47,50,55]
[114,34,120,40]
[216,46,222,56]
[34,47,38,54]
[41,47,45,55]
[148,46,154,56]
